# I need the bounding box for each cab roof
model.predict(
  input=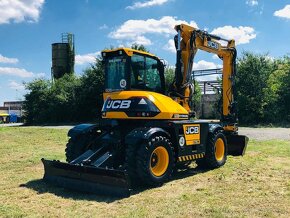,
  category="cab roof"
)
[102,47,157,58]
